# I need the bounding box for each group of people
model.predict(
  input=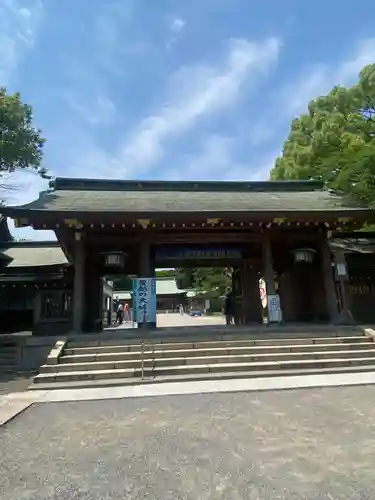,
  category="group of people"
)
[115,302,131,324]
[114,296,234,325]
